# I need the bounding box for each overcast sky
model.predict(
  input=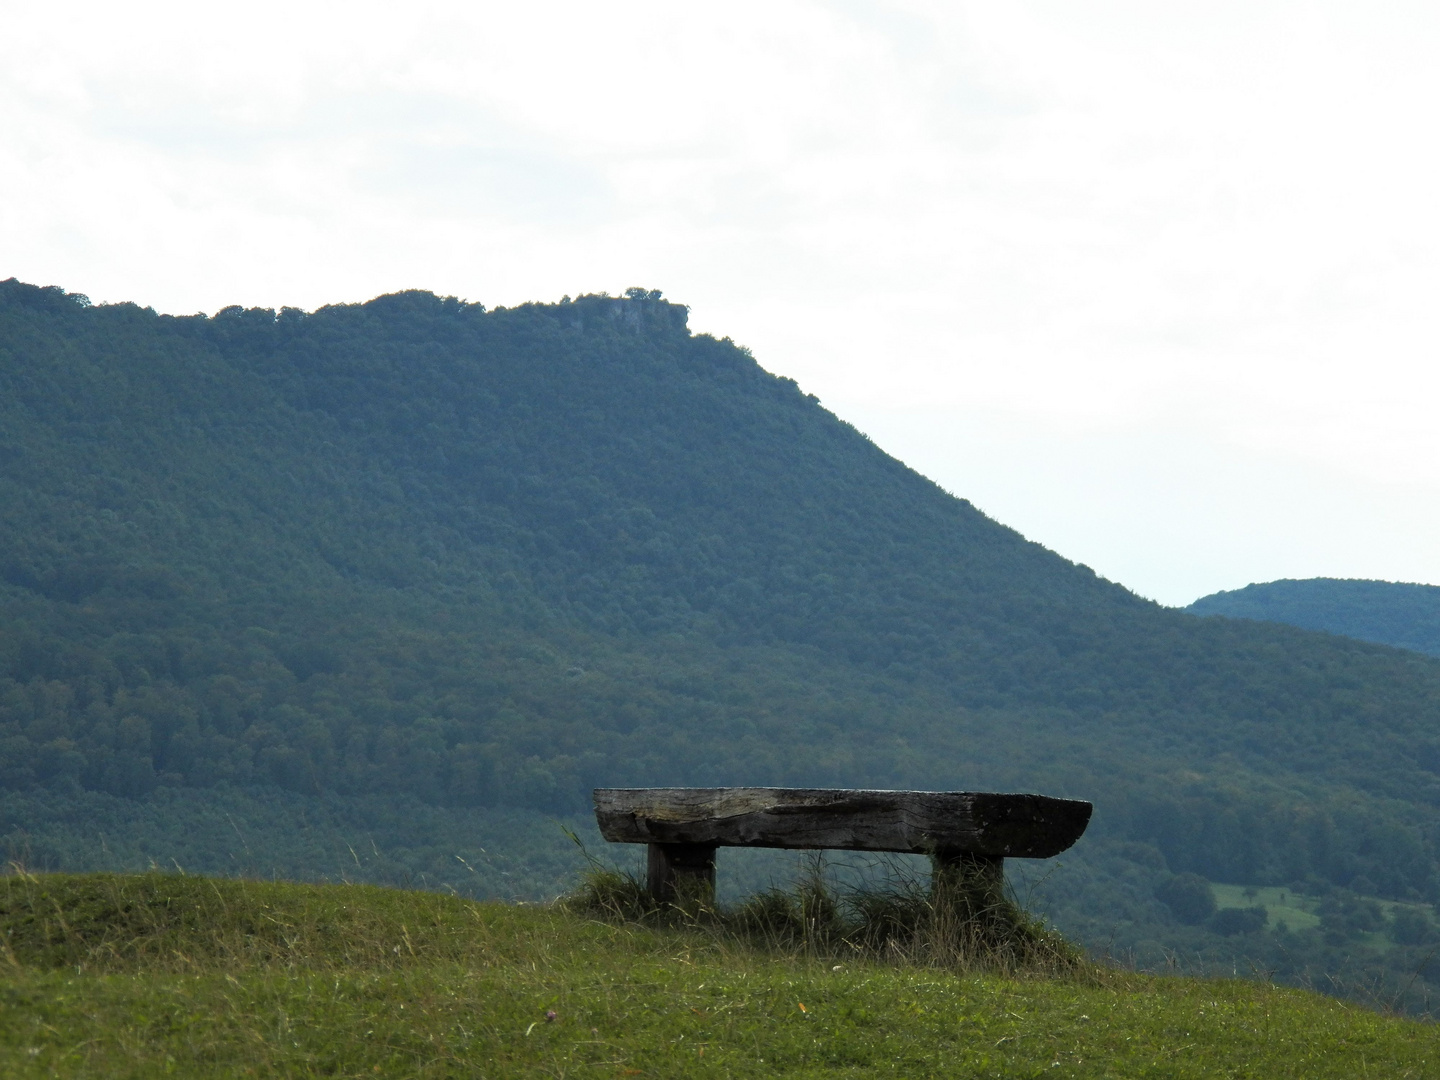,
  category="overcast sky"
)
[4,1,1438,605]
